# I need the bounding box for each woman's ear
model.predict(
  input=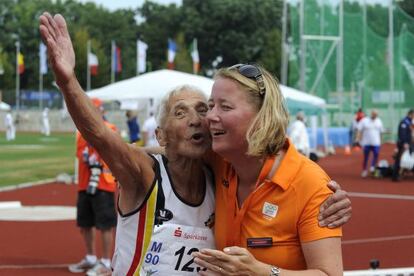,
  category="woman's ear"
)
[155,127,167,147]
